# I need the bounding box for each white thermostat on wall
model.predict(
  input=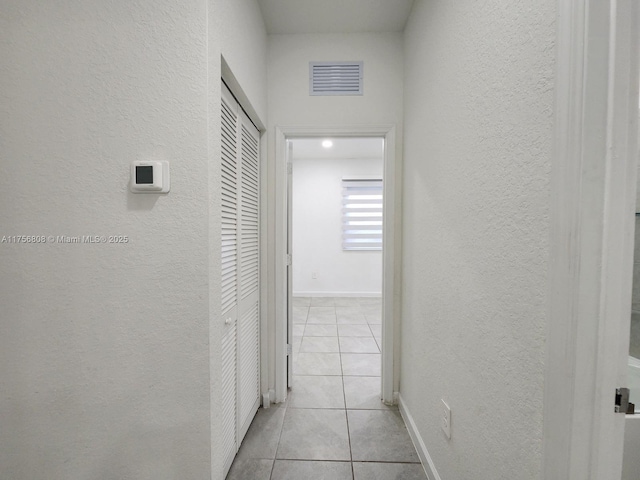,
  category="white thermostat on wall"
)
[130,161,170,193]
